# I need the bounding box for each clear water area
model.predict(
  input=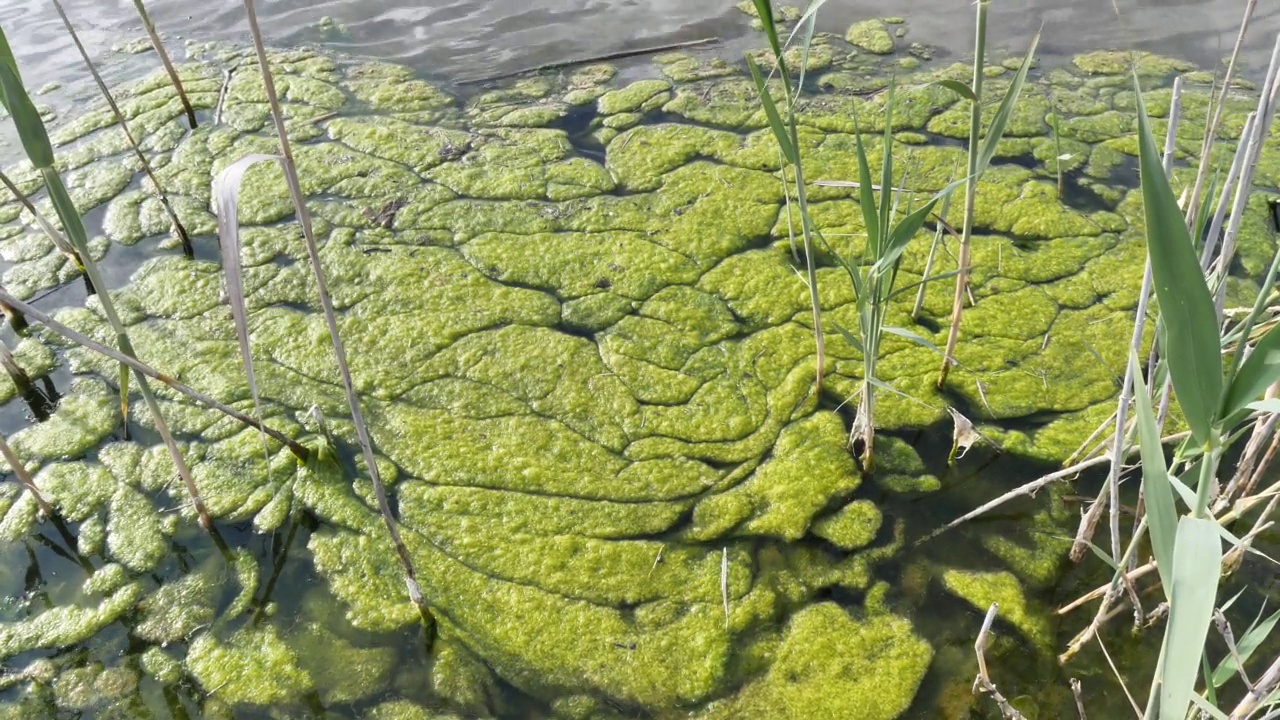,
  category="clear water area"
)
[0,3,1278,720]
